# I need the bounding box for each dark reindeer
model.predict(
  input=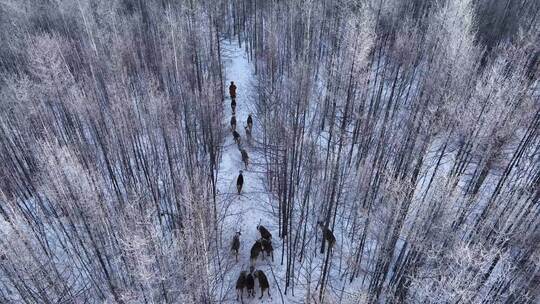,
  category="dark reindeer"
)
[318,221,336,251]
[236,271,247,303]
[230,81,237,114]
[244,125,252,142]
[231,99,236,114]
[233,130,241,145]
[253,270,271,299]
[260,238,274,262]
[245,269,255,298]
[230,115,237,131]
[236,170,244,195]
[231,231,241,261]
[241,149,249,169]
[247,114,253,130]
[257,224,272,240]
[250,240,264,266]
